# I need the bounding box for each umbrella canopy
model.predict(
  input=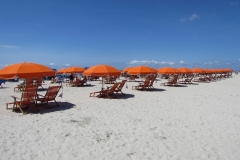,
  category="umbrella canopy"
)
[202,69,212,74]
[224,68,232,72]
[121,67,133,73]
[83,64,121,77]
[0,62,55,79]
[64,66,85,74]
[191,68,205,73]
[56,68,67,74]
[158,67,179,74]
[128,66,157,75]
[178,68,193,74]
